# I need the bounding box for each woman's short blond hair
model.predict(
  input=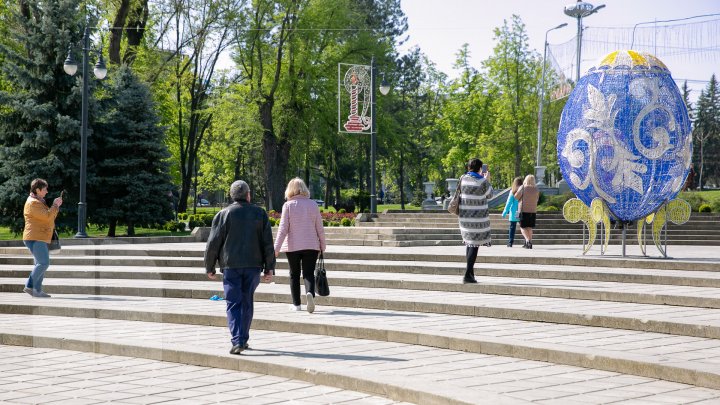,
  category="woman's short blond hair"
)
[524,175,536,187]
[285,177,310,199]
